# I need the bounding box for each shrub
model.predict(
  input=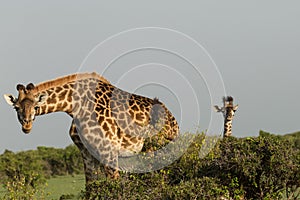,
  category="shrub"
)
[84,132,299,200]
[0,150,47,200]
[0,132,298,199]
[0,145,83,199]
